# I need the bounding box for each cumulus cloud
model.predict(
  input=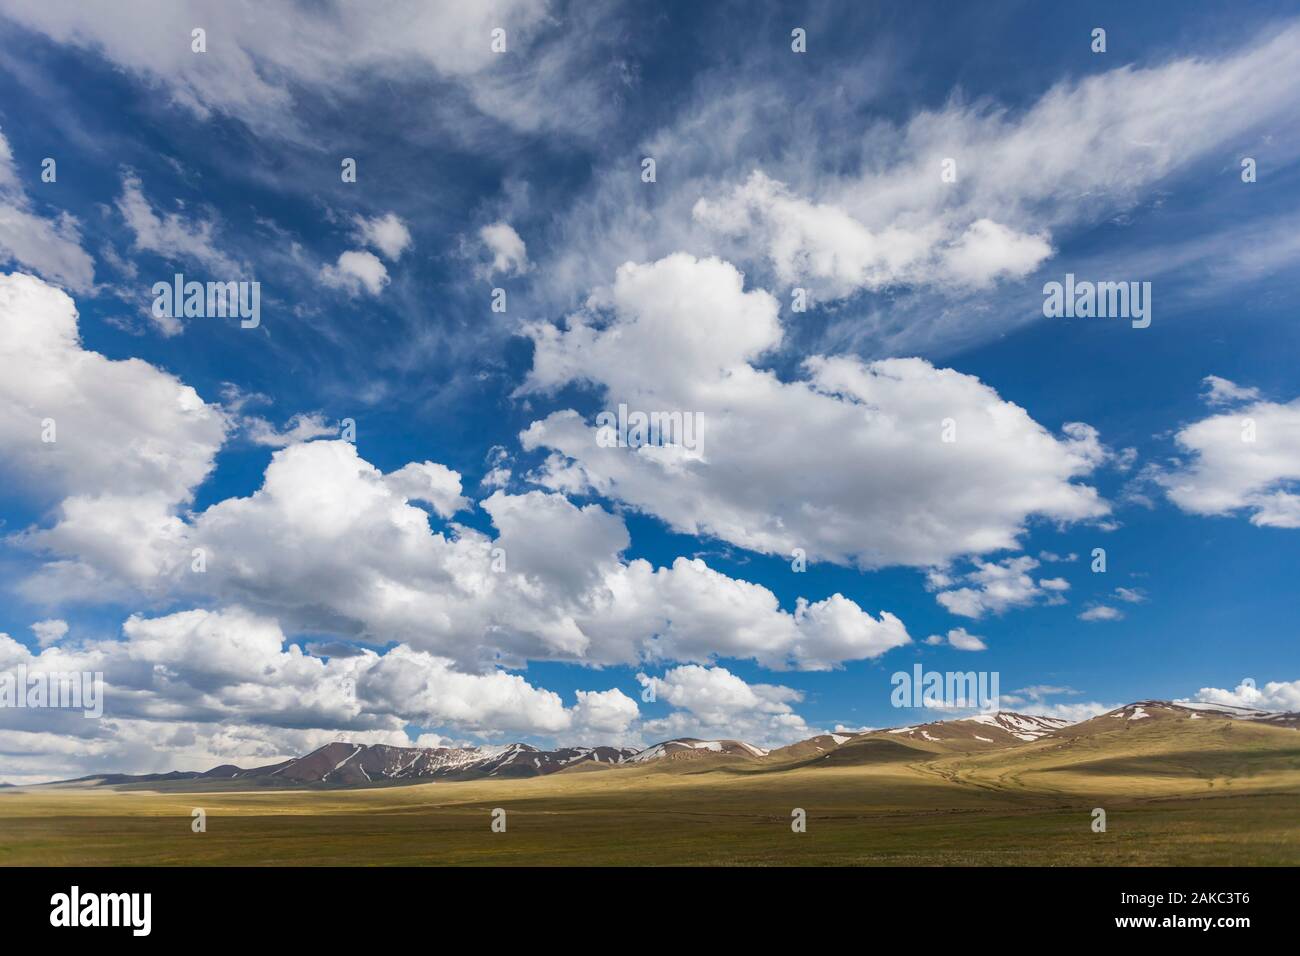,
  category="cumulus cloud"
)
[691,171,937,297]
[352,212,411,261]
[319,249,389,296]
[940,218,1053,289]
[569,687,642,740]
[1185,678,1300,713]
[519,253,1108,569]
[364,643,588,736]
[693,172,1051,297]
[640,665,800,723]
[1156,382,1300,528]
[932,556,1064,618]
[383,460,471,519]
[637,665,817,747]
[10,273,904,676]
[0,611,844,780]
[480,445,513,490]
[0,608,643,782]
[22,436,910,672]
[0,272,228,509]
[30,619,68,648]
[0,620,841,781]
[0,130,94,292]
[924,627,987,651]
[475,221,530,279]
